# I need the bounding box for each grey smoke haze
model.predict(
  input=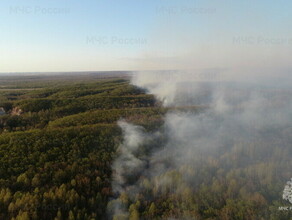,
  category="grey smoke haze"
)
[108,121,149,218]
[108,69,292,219]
